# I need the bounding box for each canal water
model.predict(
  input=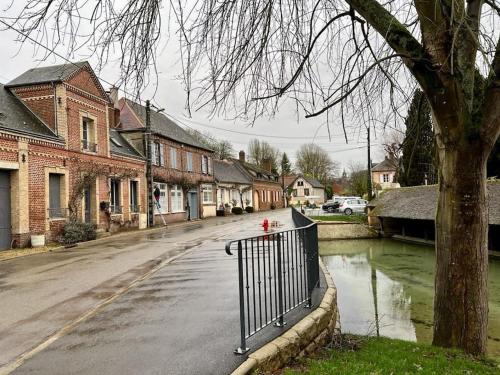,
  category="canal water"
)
[320,239,500,358]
